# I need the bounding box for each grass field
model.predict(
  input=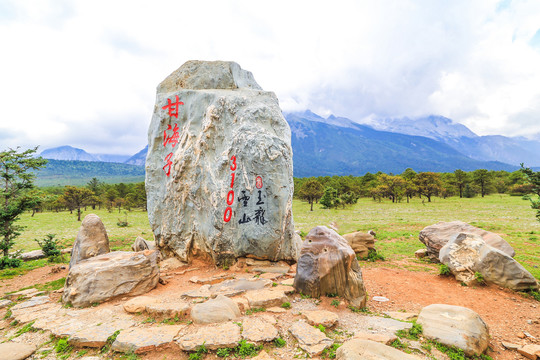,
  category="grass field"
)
[12,194,540,280]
